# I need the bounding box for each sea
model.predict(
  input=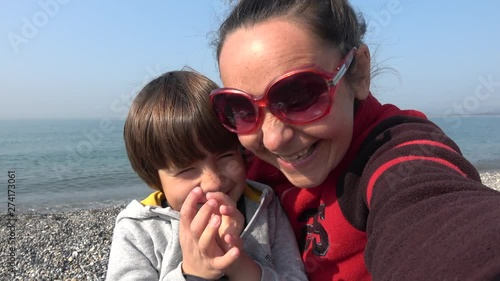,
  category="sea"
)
[1,116,499,213]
